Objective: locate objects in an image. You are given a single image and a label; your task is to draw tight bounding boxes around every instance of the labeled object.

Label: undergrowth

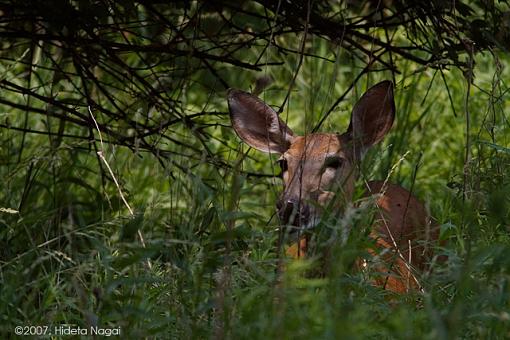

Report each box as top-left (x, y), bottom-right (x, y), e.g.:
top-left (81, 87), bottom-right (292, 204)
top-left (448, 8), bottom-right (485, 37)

top-left (1, 40), bottom-right (510, 339)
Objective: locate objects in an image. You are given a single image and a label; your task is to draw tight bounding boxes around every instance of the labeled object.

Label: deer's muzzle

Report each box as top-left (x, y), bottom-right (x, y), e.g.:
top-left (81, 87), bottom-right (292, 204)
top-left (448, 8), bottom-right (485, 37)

top-left (277, 198), bottom-right (312, 230)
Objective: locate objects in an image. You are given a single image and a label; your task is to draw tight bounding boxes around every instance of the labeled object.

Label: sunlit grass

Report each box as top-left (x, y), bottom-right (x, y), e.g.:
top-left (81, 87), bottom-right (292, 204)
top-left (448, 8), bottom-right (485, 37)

top-left (1, 31), bottom-right (510, 339)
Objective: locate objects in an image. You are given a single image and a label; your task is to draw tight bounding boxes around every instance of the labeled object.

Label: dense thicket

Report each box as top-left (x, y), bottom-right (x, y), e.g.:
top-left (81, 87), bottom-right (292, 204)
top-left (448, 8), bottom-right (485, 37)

top-left (1, 1), bottom-right (509, 338)
top-left (0, 0), bottom-right (507, 166)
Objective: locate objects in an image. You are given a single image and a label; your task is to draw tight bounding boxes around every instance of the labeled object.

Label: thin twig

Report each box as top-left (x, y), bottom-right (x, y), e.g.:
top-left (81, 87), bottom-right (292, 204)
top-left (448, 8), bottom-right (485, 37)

top-left (88, 106), bottom-right (151, 268)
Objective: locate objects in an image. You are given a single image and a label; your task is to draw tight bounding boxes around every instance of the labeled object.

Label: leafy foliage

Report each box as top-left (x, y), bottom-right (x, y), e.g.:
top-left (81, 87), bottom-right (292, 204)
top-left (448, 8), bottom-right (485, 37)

top-left (1, 0), bottom-right (510, 338)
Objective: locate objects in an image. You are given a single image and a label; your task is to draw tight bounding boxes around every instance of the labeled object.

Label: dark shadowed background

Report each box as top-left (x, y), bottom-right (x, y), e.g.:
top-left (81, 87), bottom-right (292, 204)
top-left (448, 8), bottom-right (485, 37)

top-left (1, 1), bottom-right (509, 338)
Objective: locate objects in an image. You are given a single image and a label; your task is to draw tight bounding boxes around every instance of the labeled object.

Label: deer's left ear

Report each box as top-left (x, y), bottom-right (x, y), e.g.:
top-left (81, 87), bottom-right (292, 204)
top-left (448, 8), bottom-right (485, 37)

top-left (346, 81), bottom-right (395, 150)
top-left (228, 89), bottom-right (295, 154)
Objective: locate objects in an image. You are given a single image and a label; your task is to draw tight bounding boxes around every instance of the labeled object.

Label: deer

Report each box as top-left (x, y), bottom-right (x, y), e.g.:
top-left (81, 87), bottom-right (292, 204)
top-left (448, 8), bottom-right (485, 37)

top-left (227, 81), bottom-right (440, 293)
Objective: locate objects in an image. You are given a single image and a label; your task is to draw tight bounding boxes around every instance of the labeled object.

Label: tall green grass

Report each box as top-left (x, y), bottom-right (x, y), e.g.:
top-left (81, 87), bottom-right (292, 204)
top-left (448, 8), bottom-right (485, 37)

top-left (1, 34), bottom-right (510, 339)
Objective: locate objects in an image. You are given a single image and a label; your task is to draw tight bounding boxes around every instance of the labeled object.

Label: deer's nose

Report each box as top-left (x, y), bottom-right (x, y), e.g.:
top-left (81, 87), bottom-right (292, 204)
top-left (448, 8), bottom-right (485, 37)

top-left (277, 198), bottom-right (310, 227)
top-left (277, 199), bottom-right (296, 225)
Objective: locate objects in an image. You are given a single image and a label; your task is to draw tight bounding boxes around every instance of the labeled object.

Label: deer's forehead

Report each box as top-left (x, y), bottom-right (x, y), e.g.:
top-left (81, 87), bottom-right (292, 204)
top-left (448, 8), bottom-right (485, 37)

top-left (286, 134), bottom-right (343, 159)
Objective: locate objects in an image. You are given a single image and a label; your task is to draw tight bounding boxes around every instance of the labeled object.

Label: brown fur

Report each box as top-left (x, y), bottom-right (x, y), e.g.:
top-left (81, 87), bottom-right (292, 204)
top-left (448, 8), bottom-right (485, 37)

top-left (285, 180), bottom-right (438, 293)
top-left (228, 81), bottom-right (441, 294)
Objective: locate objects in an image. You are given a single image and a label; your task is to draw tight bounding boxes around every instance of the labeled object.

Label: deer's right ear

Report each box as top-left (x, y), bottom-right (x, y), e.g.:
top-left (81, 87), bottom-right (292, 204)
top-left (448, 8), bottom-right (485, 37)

top-left (346, 81), bottom-right (395, 153)
top-left (227, 89), bottom-right (295, 154)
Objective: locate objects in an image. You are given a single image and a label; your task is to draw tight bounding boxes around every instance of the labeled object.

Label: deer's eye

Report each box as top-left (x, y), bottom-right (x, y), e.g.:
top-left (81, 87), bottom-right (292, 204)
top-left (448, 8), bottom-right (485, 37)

top-left (277, 158), bottom-right (288, 173)
top-left (324, 156), bottom-right (343, 169)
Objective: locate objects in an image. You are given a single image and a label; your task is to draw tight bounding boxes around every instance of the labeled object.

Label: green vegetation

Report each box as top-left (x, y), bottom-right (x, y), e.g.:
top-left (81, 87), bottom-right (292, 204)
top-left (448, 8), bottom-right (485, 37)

top-left (1, 1), bottom-right (510, 338)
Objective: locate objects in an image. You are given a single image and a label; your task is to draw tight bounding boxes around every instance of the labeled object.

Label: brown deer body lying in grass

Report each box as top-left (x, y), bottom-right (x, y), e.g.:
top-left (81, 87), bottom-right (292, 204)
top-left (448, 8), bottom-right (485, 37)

top-left (227, 81), bottom-right (440, 293)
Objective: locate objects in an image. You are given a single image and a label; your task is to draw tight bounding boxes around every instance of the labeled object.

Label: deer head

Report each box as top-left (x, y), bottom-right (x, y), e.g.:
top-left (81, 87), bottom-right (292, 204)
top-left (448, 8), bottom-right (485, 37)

top-left (227, 81), bottom-right (395, 231)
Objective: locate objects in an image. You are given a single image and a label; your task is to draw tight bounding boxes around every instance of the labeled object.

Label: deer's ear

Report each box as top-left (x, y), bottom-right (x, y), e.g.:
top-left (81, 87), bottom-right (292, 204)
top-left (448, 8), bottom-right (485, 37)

top-left (227, 89), bottom-right (295, 154)
top-left (346, 81), bottom-right (395, 151)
